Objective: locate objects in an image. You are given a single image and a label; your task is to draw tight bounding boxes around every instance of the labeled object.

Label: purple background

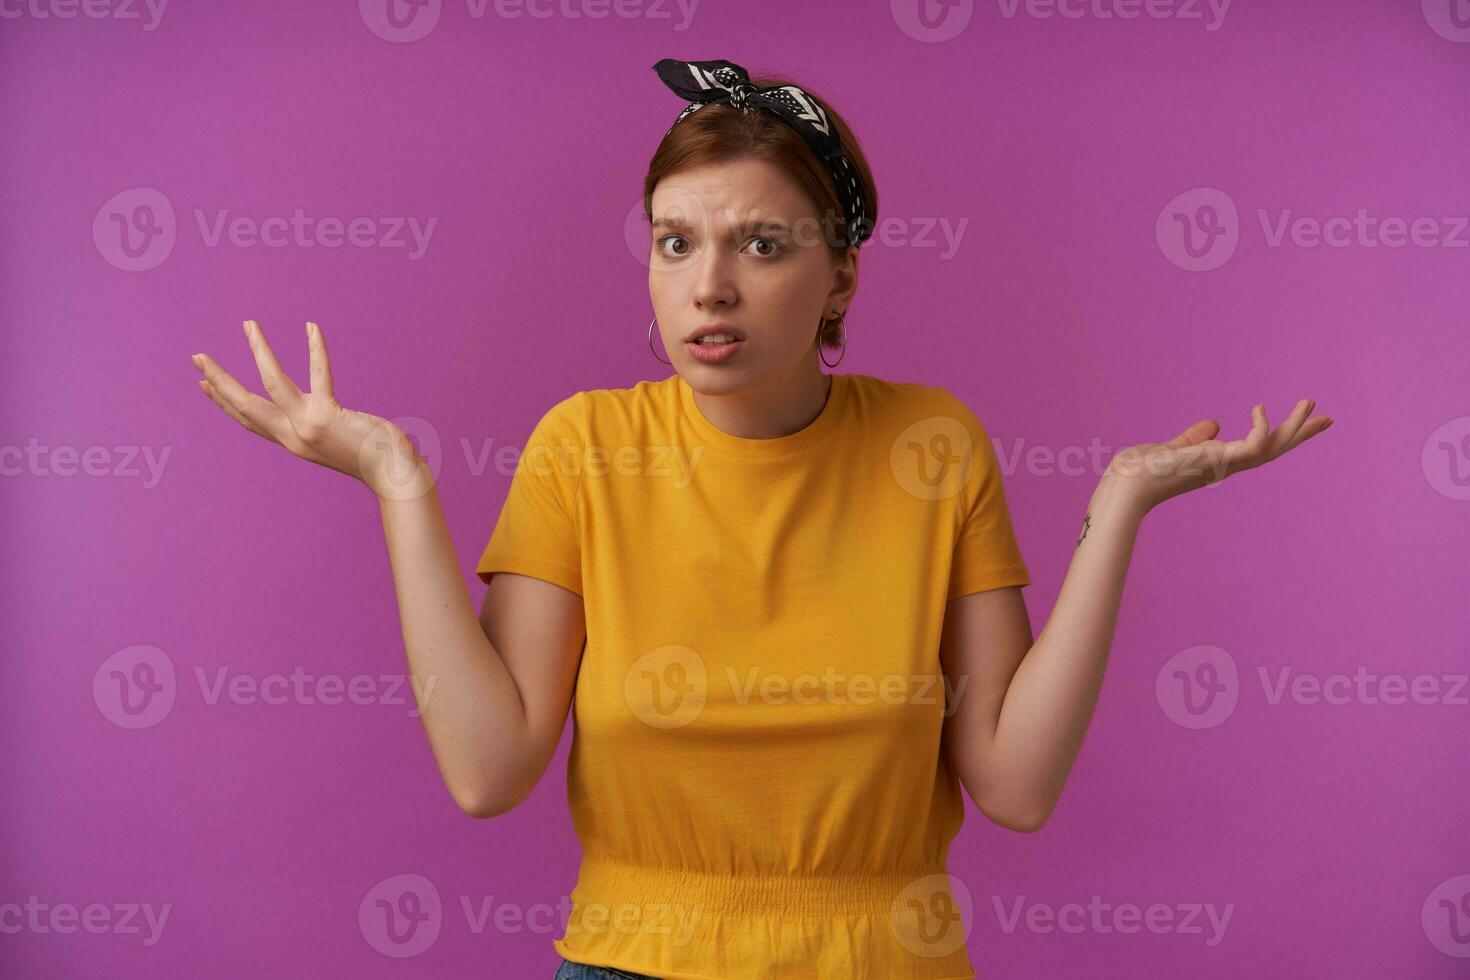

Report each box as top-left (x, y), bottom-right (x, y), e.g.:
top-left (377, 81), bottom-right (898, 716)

top-left (2, 0), bottom-right (1467, 976)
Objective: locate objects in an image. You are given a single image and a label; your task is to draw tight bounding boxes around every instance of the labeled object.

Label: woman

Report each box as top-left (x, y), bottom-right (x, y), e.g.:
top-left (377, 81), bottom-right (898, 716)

top-left (189, 58), bottom-right (1332, 980)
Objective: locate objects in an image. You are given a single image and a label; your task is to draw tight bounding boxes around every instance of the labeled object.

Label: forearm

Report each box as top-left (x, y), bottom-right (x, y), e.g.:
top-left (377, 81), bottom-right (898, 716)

top-left (376, 476), bottom-right (534, 815)
top-left (985, 475), bottom-right (1147, 826)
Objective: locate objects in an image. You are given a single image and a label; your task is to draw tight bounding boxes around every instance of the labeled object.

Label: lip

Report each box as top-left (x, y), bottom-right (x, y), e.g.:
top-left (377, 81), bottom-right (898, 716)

top-left (686, 338), bottom-right (742, 363)
top-left (684, 323), bottom-right (746, 344)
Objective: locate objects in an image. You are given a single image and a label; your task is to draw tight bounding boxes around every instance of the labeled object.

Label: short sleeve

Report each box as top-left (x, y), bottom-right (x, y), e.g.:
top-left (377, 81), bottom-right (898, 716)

top-left (942, 391), bottom-right (1030, 600)
top-left (475, 393), bottom-right (585, 596)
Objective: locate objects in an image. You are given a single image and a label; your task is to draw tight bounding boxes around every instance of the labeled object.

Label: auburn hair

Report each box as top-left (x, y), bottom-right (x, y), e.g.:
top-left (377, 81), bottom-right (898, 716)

top-left (642, 73), bottom-right (878, 353)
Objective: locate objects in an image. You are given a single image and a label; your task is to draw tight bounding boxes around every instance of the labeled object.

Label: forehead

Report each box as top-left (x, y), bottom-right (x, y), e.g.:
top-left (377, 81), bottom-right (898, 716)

top-left (650, 157), bottom-right (817, 229)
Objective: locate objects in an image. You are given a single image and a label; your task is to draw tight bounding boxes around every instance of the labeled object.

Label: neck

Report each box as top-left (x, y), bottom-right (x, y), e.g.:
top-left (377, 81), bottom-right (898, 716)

top-left (690, 362), bottom-right (833, 440)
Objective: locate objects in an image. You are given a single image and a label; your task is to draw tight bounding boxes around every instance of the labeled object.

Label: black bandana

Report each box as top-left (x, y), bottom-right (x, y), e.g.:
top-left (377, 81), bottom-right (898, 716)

top-left (652, 58), bottom-right (872, 250)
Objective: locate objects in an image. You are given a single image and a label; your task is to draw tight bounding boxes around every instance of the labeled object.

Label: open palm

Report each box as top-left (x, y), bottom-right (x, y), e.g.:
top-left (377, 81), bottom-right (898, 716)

top-left (191, 320), bottom-right (427, 498)
top-left (1108, 399), bottom-right (1334, 512)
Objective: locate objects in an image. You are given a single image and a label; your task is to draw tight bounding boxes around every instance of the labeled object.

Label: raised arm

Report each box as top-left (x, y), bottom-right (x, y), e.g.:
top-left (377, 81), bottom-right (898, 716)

top-left (942, 401), bottom-right (1333, 831)
top-left (379, 489), bottom-right (585, 817)
top-left (192, 320), bottom-right (585, 818)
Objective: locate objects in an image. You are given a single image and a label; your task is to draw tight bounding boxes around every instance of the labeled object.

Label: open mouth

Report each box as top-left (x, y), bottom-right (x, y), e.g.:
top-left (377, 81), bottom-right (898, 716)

top-left (685, 334), bottom-right (745, 362)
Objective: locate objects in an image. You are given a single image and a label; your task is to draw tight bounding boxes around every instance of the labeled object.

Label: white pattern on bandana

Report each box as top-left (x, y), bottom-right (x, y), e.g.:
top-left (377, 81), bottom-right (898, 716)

top-left (653, 58), bottom-right (872, 249)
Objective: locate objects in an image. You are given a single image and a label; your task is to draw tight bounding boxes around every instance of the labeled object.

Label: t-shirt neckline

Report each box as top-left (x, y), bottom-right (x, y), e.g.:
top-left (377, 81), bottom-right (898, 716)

top-left (676, 372), bottom-right (850, 458)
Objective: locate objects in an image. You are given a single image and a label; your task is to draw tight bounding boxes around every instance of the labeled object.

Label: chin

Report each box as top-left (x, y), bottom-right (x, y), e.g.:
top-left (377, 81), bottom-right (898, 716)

top-left (679, 362), bottom-right (750, 389)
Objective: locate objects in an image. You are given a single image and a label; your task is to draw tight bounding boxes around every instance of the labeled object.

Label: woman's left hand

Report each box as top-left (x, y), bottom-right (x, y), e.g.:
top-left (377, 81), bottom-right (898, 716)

top-left (1106, 398), bottom-right (1334, 515)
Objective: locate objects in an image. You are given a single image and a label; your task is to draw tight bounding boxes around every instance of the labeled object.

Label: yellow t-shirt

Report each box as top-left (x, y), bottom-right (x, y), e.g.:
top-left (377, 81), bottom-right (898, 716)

top-left (476, 371), bottom-right (1030, 980)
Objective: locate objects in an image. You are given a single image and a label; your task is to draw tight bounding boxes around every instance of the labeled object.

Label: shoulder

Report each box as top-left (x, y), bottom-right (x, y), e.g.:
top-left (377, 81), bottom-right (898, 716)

top-left (845, 373), bottom-right (989, 433)
top-left (575, 375), bottom-right (676, 418)
top-left (533, 375), bottom-right (679, 436)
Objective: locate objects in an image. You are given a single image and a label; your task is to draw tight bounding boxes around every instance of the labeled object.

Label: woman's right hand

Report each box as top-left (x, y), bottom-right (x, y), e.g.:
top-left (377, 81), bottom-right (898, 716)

top-left (191, 320), bottom-right (432, 500)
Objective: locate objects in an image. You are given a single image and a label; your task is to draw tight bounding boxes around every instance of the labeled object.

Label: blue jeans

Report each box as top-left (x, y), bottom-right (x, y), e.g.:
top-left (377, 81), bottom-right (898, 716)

top-left (553, 958), bottom-right (661, 980)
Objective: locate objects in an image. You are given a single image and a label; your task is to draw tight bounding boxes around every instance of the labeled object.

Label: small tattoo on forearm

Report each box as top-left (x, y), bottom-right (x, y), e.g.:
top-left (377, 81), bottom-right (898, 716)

top-left (1077, 512), bottom-right (1092, 548)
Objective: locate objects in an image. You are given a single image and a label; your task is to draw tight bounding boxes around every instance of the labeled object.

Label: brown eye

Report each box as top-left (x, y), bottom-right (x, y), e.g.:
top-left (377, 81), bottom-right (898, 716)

top-left (748, 237), bottom-right (784, 258)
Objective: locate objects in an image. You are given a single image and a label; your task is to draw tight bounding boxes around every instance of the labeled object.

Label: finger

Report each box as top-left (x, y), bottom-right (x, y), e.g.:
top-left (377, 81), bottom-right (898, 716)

top-left (192, 351), bottom-right (296, 442)
top-left (306, 321), bottom-right (334, 401)
top-left (1243, 402), bottom-right (1271, 461)
top-left (1163, 418), bottom-right (1220, 450)
top-left (199, 378), bottom-right (276, 442)
top-left (242, 320), bottom-right (305, 409)
top-left (1212, 404), bottom-right (1271, 476)
top-left (1284, 410), bottom-right (1333, 451)
top-left (1270, 398), bottom-right (1314, 453)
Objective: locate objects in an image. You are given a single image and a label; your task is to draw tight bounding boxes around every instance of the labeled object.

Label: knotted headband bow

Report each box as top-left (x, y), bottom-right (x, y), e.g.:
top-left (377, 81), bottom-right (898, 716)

top-left (651, 58), bottom-right (873, 250)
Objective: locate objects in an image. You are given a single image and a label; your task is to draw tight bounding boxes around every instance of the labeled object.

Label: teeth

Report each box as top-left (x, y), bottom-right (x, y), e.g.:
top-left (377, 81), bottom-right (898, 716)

top-left (696, 333), bottom-right (738, 345)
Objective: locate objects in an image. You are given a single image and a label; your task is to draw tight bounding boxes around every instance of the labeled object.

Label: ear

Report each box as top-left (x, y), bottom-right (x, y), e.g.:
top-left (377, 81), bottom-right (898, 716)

top-left (828, 245), bottom-right (859, 309)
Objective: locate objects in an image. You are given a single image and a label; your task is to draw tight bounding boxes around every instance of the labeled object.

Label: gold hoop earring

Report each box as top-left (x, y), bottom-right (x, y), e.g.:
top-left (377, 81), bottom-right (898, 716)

top-left (819, 311), bottom-right (847, 369)
top-left (648, 316), bottom-right (672, 366)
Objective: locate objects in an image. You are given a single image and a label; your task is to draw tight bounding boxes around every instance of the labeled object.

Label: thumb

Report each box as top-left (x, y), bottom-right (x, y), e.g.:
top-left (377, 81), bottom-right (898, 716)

top-left (1164, 418), bottom-right (1220, 449)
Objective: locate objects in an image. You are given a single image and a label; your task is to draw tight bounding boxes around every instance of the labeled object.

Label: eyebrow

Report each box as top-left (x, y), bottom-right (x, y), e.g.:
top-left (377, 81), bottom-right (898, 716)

top-left (650, 215), bottom-right (795, 235)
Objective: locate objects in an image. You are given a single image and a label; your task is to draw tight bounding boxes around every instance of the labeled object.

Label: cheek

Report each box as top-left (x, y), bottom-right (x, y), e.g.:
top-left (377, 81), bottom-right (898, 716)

top-left (758, 269), bottom-right (826, 323)
top-left (749, 258), bottom-right (816, 299)
top-left (647, 271), bottom-right (678, 311)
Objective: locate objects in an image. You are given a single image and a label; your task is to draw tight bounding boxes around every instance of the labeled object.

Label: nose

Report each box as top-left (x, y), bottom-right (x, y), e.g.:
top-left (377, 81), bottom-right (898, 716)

top-left (691, 240), bottom-right (737, 311)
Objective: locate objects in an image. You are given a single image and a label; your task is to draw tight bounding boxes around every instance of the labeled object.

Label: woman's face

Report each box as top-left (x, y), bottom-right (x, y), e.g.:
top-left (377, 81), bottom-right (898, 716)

top-left (648, 157), bottom-right (856, 391)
